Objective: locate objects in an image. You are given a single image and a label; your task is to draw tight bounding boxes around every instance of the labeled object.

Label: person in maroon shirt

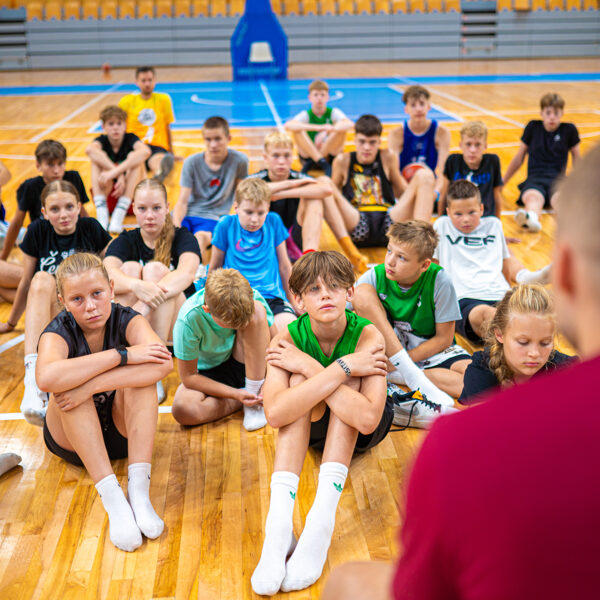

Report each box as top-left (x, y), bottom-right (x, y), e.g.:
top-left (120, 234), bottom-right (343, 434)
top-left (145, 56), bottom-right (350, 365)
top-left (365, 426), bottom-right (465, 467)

top-left (321, 142), bottom-right (600, 599)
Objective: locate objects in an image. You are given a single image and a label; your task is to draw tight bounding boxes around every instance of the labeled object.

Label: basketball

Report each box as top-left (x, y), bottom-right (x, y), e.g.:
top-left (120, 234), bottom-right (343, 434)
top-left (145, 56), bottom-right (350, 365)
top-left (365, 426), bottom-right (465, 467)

top-left (401, 162), bottom-right (426, 181)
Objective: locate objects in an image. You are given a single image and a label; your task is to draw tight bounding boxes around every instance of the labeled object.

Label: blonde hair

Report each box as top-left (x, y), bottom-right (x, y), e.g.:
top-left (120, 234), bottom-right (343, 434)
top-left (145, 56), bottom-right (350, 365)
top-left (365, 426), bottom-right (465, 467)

top-left (540, 92), bottom-right (564, 111)
top-left (204, 269), bottom-right (255, 329)
top-left (133, 179), bottom-right (174, 267)
top-left (41, 180), bottom-right (80, 207)
top-left (386, 220), bottom-right (439, 261)
top-left (264, 131), bottom-right (293, 152)
top-left (309, 80), bottom-right (329, 93)
top-left (485, 284), bottom-right (556, 386)
top-left (460, 120), bottom-right (487, 141)
top-left (288, 251), bottom-right (355, 296)
top-left (55, 252), bottom-right (109, 299)
top-left (236, 178), bottom-right (271, 207)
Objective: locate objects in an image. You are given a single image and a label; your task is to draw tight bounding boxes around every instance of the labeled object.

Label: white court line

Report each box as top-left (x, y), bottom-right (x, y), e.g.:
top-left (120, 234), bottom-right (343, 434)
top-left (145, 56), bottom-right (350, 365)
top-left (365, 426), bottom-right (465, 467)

top-left (30, 82), bottom-right (124, 143)
top-left (259, 81), bottom-right (285, 133)
top-left (0, 334), bottom-right (24, 355)
top-left (0, 406), bottom-right (173, 421)
top-left (394, 76), bottom-right (524, 128)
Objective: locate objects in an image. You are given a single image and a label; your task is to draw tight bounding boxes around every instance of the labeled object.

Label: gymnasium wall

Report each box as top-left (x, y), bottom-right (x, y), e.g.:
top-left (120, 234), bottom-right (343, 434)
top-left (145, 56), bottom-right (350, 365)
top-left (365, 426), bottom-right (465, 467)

top-left (0, 7), bottom-right (598, 70)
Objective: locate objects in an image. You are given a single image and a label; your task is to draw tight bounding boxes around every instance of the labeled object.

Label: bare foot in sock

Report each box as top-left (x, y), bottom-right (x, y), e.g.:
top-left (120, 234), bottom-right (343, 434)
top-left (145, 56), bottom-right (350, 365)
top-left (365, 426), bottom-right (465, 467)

top-left (0, 453), bottom-right (21, 476)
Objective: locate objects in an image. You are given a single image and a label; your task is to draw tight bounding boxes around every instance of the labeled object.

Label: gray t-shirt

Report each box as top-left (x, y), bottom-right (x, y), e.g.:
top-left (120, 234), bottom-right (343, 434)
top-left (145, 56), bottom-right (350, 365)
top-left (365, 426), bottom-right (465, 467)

top-left (180, 149), bottom-right (248, 220)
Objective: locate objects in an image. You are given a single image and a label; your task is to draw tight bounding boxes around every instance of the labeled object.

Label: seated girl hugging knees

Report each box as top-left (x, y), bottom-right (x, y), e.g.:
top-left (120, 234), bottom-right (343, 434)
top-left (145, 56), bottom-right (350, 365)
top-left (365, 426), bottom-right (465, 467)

top-left (459, 284), bottom-right (575, 405)
top-left (171, 268), bottom-right (273, 432)
top-left (36, 253), bottom-right (172, 552)
top-left (252, 251), bottom-right (392, 595)
top-left (0, 181), bottom-right (111, 426)
top-left (103, 179), bottom-right (201, 401)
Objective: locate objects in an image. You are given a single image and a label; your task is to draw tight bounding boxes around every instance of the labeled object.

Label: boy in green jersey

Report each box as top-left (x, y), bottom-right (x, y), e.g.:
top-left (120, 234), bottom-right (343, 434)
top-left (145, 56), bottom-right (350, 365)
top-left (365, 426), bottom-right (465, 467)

top-left (251, 251), bottom-right (392, 595)
top-left (284, 80), bottom-right (353, 176)
top-left (352, 221), bottom-right (471, 410)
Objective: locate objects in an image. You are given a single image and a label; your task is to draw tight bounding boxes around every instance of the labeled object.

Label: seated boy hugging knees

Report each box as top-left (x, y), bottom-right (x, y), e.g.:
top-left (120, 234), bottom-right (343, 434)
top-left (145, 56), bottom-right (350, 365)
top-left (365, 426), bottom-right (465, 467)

top-left (171, 268), bottom-right (273, 432)
top-left (252, 251), bottom-right (392, 595)
top-left (209, 178), bottom-right (298, 332)
top-left (434, 180), bottom-right (551, 344)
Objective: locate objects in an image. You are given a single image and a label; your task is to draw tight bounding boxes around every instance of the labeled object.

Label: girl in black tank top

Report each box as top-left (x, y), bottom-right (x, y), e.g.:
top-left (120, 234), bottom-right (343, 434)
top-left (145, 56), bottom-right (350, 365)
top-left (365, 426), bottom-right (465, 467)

top-left (37, 252), bottom-right (173, 553)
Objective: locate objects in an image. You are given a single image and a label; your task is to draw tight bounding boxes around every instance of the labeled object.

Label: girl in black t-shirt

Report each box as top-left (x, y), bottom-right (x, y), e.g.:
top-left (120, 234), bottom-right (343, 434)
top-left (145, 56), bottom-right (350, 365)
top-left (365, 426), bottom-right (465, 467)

top-left (104, 180), bottom-right (200, 376)
top-left (37, 252), bottom-right (172, 552)
top-left (0, 180), bottom-right (111, 426)
top-left (459, 284), bottom-right (574, 404)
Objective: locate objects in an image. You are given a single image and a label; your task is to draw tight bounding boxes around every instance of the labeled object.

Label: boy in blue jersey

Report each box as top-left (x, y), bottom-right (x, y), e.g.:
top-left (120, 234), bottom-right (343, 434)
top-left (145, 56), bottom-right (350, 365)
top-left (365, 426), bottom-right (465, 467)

top-left (388, 85), bottom-right (450, 213)
top-left (209, 178), bottom-right (298, 332)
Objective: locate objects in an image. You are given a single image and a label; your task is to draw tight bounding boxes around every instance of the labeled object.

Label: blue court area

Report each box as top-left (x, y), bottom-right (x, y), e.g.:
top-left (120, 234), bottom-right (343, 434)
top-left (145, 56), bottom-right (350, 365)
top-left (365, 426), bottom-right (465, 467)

top-left (2, 72), bottom-right (599, 132)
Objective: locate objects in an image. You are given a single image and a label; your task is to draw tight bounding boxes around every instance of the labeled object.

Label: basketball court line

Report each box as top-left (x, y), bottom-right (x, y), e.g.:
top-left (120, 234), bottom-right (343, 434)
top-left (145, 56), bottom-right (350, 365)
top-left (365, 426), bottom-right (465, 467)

top-left (259, 81), bottom-right (285, 132)
top-left (0, 334), bottom-right (24, 355)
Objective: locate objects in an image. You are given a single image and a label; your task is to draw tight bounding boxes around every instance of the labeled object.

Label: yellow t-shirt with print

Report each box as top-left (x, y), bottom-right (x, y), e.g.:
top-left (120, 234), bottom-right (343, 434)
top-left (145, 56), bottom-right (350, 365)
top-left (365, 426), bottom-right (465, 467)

top-left (118, 92), bottom-right (174, 150)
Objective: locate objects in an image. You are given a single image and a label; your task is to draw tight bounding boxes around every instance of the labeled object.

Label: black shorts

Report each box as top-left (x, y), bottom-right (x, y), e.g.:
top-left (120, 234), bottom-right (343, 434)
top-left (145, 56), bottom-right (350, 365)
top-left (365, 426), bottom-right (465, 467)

top-left (457, 297), bottom-right (498, 343)
top-left (350, 210), bottom-right (393, 247)
top-left (309, 397), bottom-right (394, 454)
top-left (43, 391), bottom-right (128, 467)
top-left (517, 174), bottom-right (556, 208)
top-left (198, 354), bottom-right (245, 388)
top-left (266, 297), bottom-right (296, 316)
top-left (286, 221), bottom-right (304, 261)
top-left (145, 144), bottom-right (168, 171)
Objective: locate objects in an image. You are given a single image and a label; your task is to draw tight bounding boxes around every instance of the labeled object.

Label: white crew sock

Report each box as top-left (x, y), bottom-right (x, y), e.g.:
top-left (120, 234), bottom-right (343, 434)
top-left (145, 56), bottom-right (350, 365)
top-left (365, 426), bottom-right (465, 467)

top-left (93, 194), bottom-right (109, 230)
top-left (127, 463), bottom-right (164, 539)
top-left (156, 380), bottom-right (166, 404)
top-left (516, 264), bottom-right (552, 285)
top-left (95, 473), bottom-right (142, 552)
top-left (243, 377), bottom-right (267, 431)
top-left (21, 353), bottom-right (46, 427)
top-left (251, 471), bottom-right (299, 596)
top-left (389, 349), bottom-right (454, 407)
top-left (281, 462), bottom-right (348, 592)
top-left (0, 452), bottom-right (21, 476)
top-left (108, 196), bottom-right (131, 234)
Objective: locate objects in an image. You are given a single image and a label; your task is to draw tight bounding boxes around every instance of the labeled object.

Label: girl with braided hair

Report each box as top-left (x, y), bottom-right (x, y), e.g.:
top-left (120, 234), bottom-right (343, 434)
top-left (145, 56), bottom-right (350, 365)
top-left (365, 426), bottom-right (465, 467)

top-left (459, 284), bottom-right (574, 404)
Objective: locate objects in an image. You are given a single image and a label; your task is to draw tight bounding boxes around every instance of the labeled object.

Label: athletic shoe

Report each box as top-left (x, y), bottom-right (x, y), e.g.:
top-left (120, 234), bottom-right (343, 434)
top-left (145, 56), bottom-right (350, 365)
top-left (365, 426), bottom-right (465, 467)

top-left (390, 388), bottom-right (458, 429)
top-left (316, 157), bottom-right (332, 177)
top-left (515, 209), bottom-right (541, 232)
top-left (153, 153), bottom-right (174, 183)
top-left (300, 158), bottom-right (318, 174)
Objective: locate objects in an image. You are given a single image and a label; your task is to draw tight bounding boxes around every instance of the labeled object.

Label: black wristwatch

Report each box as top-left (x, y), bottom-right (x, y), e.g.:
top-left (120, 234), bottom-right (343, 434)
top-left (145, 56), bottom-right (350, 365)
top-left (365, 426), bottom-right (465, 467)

top-left (116, 345), bottom-right (128, 366)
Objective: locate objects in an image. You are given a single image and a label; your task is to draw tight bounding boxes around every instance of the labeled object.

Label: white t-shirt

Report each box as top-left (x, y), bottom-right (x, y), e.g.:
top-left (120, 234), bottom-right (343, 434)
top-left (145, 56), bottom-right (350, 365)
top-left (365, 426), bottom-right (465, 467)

top-left (292, 107), bottom-right (347, 123)
top-left (433, 216), bottom-right (510, 302)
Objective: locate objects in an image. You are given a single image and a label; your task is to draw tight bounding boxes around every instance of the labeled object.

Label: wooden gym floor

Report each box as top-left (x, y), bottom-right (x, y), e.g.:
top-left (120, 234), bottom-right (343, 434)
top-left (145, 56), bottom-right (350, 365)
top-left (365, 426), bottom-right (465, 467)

top-left (0, 58), bottom-right (598, 599)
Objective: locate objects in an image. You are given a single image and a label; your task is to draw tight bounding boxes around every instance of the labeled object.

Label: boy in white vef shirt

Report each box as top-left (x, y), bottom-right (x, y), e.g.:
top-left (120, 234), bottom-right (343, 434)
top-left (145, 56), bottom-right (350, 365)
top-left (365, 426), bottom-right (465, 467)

top-left (433, 180), bottom-right (550, 343)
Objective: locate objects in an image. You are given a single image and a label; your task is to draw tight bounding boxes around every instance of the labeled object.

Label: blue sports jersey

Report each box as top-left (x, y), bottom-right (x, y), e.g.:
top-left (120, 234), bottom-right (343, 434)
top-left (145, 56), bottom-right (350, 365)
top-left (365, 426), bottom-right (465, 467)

top-left (399, 120), bottom-right (438, 172)
top-left (211, 212), bottom-right (289, 300)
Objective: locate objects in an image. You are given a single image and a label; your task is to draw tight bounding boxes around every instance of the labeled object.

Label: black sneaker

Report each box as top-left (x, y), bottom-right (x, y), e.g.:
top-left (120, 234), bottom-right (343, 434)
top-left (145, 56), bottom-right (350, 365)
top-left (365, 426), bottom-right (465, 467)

top-left (300, 158), bottom-right (318, 174)
top-left (317, 157), bottom-right (332, 177)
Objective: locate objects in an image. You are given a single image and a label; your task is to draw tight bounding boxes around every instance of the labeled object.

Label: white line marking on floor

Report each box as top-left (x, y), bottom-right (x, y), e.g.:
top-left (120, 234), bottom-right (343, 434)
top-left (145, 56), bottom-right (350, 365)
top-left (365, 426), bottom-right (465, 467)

top-left (0, 334), bottom-right (24, 355)
top-left (259, 81), bottom-right (285, 133)
top-left (30, 82), bottom-right (124, 143)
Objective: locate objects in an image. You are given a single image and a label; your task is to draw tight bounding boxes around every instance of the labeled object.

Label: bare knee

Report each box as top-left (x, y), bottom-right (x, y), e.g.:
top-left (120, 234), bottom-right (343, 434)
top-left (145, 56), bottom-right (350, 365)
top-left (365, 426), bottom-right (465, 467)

top-left (172, 385), bottom-right (204, 426)
top-left (142, 261), bottom-right (169, 282)
top-left (121, 261), bottom-right (143, 278)
top-left (413, 167), bottom-right (435, 187)
top-left (30, 270), bottom-right (55, 295)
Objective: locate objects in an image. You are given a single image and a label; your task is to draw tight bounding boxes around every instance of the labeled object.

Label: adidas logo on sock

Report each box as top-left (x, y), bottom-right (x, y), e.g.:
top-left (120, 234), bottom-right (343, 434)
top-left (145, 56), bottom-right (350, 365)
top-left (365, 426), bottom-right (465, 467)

top-left (289, 491), bottom-right (296, 500)
top-left (333, 483), bottom-right (342, 493)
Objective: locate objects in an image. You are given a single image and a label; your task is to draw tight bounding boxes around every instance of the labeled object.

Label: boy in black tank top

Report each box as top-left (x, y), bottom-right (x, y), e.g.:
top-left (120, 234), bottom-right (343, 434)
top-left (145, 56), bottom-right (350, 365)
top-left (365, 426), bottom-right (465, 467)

top-left (251, 251), bottom-right (392, 595)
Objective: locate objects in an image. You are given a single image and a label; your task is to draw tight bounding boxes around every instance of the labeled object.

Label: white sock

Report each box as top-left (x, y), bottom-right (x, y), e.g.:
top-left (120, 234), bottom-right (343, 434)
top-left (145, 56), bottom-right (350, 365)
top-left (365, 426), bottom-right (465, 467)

top-left (127, 463), bottom-right (164, 539)
top-left (93, 194), bottom-right (109, 230)
top-left (281, 462), bottom-right (348, 592)
top-left (95, 473), bottom-right (142, 552)
top-left (21, 353), bottom-right (46, 426)
top-left (251, 471), bottom-right (299, 596)
top-left (389, 349), bottom-right (454, 407)
top-left (0, 452), bottom-right (21, 476)
top-left (516, 264), bottom-right (552, 285)
top-left (243, 377), bottom-right (267, 431)
top-left (108, 196), bottom-right (131, 234)
top-left (156, 380), bottom-right (165, 404)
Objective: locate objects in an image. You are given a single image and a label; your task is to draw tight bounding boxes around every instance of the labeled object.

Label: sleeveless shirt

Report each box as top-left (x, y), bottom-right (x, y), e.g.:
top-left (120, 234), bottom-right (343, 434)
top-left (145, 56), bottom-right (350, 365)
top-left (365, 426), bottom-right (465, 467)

top-left (306, 107), bottom-right (333, 143)
top-left (341, 151), bottom-right (395, 211)
top-left (399, 120), bottom-right (438, 172)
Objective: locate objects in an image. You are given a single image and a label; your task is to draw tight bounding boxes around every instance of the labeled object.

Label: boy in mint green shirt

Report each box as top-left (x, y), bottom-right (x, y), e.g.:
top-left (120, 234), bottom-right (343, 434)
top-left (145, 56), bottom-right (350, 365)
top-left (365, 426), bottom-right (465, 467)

top-left (252, 251), bottom-right (391, 595)
top-left (171, 268), bottom-right (273, 432)
top-left (352, 220), bottom-right (470, 419)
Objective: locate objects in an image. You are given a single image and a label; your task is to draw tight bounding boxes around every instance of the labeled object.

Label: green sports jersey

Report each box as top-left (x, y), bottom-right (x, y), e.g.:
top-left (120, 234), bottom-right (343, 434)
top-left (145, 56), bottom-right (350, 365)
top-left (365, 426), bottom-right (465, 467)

top-left (288, 310), bottom-right (371, 367)
top-left (374, 262), bottom-right (442, 340)
top-left (307, 107), bottom-right (333, 143)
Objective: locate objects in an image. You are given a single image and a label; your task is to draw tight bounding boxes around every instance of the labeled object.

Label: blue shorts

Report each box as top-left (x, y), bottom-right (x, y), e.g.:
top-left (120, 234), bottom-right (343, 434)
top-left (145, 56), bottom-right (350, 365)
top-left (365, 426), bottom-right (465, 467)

top-left (181, 216), bottom-right (219, 235)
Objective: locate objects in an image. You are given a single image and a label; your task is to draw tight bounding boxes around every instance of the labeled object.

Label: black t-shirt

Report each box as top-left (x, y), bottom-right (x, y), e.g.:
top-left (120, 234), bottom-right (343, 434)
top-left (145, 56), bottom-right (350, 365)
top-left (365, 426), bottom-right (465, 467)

top-left (522, 120), bottom-right (580, 178)
top-left (16, 171), bottom-right (90, 222)
top-left (94, 132), bottom-right (140, 164)
top-left (459, 349), bottom-right (575, 405)
top-left (250, 169), bottom-right (310, 230)
top-left (19, 217), bottom-right (111, 274)
top-left (443, 153), bottom-right (502, 217)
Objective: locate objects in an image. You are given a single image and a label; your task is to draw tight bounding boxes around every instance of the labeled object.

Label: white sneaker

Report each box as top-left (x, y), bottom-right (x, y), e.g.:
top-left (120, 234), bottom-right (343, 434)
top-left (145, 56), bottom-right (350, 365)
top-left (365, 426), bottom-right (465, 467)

top-left (515, 209), bottom-right (541, 232)
top-left (20, 383), bottom-right (48, 427)
top-left (391, 389), bottom-right (458, 429)
top-left (243, 404), bottom-right (267, 431)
